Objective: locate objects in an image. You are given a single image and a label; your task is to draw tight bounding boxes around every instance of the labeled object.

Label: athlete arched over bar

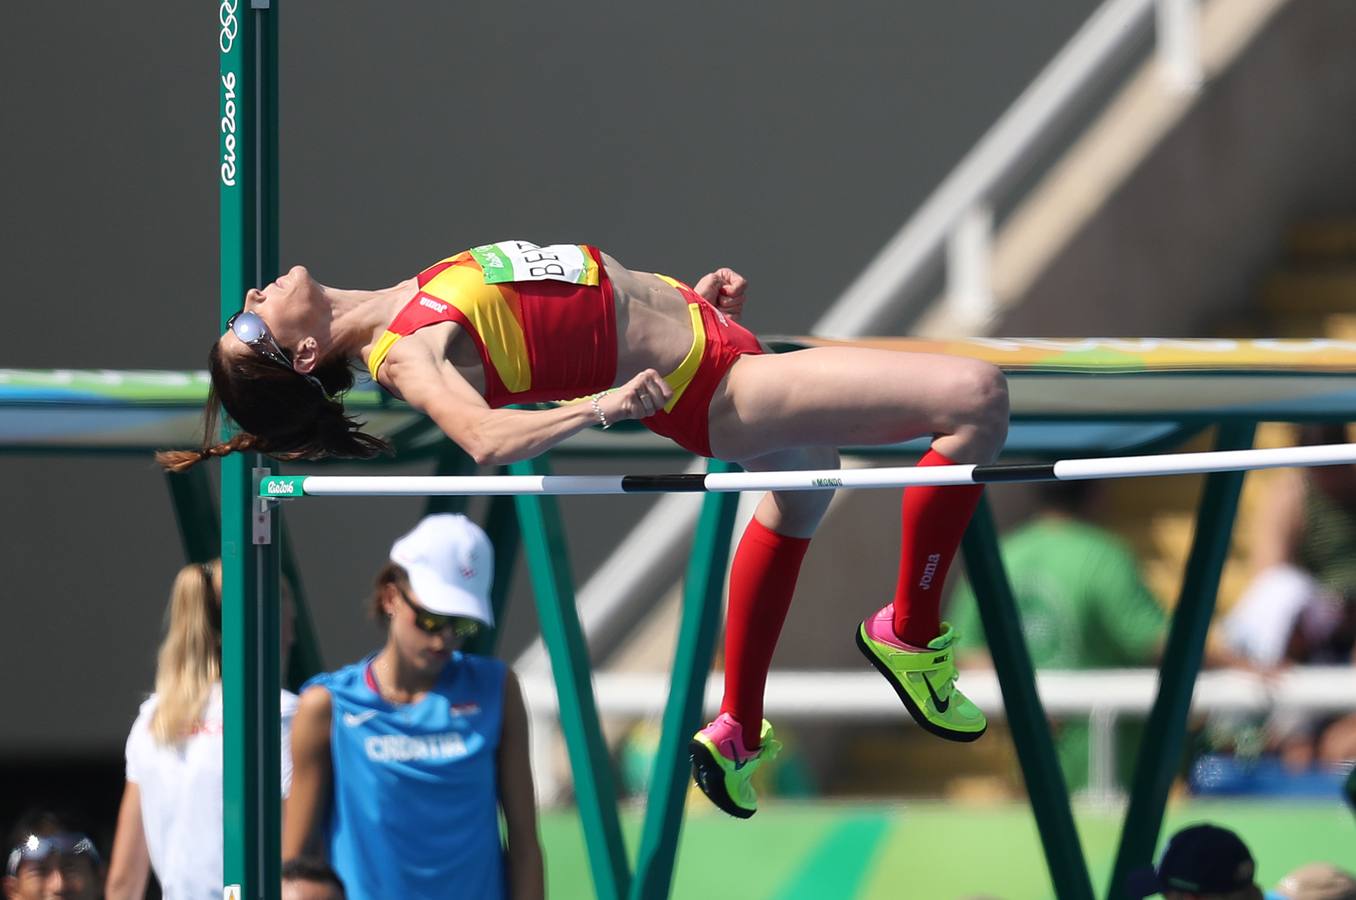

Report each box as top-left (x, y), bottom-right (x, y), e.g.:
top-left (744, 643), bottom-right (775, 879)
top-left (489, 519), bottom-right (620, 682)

top-left (159, 240), bottom-right (1009, 818)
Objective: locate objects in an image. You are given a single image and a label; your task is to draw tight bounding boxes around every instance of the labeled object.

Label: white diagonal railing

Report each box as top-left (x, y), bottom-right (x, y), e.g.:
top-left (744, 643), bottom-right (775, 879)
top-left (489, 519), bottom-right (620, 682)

top-left (815, 0), bottom-right (1205, 337)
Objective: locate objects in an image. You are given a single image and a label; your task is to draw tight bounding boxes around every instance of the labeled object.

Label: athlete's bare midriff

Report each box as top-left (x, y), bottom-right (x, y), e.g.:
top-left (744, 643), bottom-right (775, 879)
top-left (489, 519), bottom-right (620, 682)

top-left (600, 252), bottom-right (696, 384)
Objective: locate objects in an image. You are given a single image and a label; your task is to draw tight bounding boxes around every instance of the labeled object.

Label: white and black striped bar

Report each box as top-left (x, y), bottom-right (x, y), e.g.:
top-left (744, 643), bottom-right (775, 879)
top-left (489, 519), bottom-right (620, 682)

top-left (258, 442), bottom-right (1356, 498)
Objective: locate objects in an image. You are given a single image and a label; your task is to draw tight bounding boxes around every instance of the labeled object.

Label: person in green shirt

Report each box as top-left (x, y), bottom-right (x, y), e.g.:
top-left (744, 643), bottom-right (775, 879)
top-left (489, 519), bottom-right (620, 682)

top-left (948, 480), bottom-right (1166, 793)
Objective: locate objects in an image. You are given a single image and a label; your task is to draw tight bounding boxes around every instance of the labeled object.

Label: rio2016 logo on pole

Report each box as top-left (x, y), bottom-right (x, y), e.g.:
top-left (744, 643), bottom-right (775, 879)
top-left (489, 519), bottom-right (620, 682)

top-left (218, 0), bottom-right (239, 187)
top-left (219, 71), bottom-right (237, 187)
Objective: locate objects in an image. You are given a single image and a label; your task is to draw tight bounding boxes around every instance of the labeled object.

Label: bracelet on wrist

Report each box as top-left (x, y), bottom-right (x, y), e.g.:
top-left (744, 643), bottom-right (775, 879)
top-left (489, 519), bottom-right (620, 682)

top-left (590, 393), bottom-right (611, 429)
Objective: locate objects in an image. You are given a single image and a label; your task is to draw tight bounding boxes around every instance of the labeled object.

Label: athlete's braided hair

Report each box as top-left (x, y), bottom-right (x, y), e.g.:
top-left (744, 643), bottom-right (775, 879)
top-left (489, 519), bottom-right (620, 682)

top-left (156, 342), bottom-right (391, 472)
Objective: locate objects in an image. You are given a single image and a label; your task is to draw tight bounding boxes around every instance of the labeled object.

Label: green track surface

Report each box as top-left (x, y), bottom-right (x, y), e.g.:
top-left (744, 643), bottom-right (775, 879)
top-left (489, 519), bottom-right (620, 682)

top-left (539, 799), bottom-right (1356, 899)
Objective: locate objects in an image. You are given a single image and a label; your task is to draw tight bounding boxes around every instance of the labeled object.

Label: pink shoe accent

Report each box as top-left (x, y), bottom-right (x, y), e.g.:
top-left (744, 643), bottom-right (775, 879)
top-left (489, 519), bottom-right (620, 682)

top-left (699, 713), bottom-right (759, 760)
top-left (864, 605), bottom-right (930, 652)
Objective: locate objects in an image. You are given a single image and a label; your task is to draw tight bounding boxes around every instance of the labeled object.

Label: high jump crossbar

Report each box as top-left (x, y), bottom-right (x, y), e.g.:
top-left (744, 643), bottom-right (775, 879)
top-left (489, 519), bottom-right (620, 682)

top-left (259, 441), bottom-right (1356, 498)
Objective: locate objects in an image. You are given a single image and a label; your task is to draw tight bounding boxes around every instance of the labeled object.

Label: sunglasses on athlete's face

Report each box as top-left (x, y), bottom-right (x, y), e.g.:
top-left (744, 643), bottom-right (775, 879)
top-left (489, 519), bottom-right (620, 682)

top-left (396, 585), bottom-right (482, 638)
top-left (225, 310), bottom-right (327, 394)
top-left (6, 832), bottom-right (101, 877)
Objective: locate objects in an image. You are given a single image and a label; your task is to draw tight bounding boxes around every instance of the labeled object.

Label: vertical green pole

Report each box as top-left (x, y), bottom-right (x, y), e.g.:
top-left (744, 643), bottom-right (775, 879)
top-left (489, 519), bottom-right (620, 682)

top-left (631, 460), bottom-right (740, 900)
top-left (962, 497), bottom-right (1095, 900)
top-left (165, 467), bottom-right (220, 562)
top-left (220, 1), bottom-right (281, 897)
top-left (510, 456), bottom-right (630, 900)
top-left (1108, 422), bottom-right (1255, 899)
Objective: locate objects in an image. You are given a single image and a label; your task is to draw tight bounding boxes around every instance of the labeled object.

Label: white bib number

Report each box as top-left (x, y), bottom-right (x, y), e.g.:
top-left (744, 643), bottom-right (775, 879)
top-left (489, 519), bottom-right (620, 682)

top-left (471, 240), bottom-right (598, 286)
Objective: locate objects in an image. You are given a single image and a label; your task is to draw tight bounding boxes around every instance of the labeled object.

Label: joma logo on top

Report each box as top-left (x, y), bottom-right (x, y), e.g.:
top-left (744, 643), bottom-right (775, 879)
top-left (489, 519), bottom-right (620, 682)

top-left (219, 0), bottom-right (238, 53)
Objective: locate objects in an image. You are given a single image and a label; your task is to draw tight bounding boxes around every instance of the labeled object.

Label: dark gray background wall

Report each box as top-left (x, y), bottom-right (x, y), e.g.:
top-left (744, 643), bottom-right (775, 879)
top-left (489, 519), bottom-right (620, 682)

top-left (1, 0), bottom-right (1098, 759)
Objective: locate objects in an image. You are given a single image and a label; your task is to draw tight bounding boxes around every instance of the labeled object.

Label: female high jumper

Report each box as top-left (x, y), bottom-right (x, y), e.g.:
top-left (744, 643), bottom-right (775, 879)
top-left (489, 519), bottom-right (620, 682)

top-left (160, 240), bottom-right (1009, 818)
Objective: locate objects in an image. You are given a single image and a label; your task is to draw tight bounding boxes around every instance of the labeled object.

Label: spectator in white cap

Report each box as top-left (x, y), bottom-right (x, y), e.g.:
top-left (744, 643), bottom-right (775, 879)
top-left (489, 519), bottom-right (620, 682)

top-left (284, 514), bottom-right (543, 900)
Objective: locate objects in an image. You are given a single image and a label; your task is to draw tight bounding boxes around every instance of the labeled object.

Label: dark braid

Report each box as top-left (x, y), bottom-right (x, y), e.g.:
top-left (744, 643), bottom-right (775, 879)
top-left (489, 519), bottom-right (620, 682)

top-left (156, 342), bottom-right (391, 472)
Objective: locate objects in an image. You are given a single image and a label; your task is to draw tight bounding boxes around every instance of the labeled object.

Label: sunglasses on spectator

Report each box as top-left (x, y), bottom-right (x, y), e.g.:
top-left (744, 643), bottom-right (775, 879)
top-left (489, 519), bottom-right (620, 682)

top-left (396, 584), bottom-right (482, 638)
top-left (6, 833), bottom-right (101, 877)
top-left (226, 310), bottom-right (326, 394)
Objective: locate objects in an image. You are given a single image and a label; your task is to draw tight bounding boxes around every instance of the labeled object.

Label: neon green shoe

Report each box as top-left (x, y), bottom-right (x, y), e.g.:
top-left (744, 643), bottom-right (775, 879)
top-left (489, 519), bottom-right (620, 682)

top-left (855, 606), bottom-right (986, 742)
top-left (689, 714), bottom-right (782, 819)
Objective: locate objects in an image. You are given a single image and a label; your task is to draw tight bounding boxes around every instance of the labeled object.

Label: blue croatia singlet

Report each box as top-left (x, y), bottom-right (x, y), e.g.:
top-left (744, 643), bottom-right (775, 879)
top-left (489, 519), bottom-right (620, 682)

top-left (304, 652), bottom-right (508, 900)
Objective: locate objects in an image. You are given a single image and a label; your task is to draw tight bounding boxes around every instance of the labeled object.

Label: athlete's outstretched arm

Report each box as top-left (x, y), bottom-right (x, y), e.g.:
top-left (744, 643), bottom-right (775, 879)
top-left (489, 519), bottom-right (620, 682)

top-left (498, 671), bottom-right (545, 900)
top-left (392, 345), bottom-right (671, 465)
top-left (283, 686), bottom-right (334, 861)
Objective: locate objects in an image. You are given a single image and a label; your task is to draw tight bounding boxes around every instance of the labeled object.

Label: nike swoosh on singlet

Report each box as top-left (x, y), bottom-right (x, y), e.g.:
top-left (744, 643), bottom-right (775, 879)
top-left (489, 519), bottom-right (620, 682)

top-left (342, 710), bottom-right (379, 727)
top-left (921, 674), bottom-right (950, 714)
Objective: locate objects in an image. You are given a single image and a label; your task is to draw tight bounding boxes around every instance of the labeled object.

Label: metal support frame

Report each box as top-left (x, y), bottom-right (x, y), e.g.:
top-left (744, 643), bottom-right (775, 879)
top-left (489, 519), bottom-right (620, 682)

top-left (963, 498), bottom-right (1096, 900)
top-left (280, 518), bottom-right (325, 689)
top-left (422, 444), bottom-right (477, 516)
top-left (492, 458), bottom-right (740, 899)
top-left (631, 461), bottom-right (741, 900)
top-left (166, 466), bottom-right (220, 562)
top-left (962, 423), bottom-right (1257, 900)
top-left (510, 456), bottom-right (631, 899)
top-left (1109, 422), bottom-right (1255, 897)
top-left (477, 457), bottom-right (741, 899)
top-left (168, 463), bottom-right (322, 691)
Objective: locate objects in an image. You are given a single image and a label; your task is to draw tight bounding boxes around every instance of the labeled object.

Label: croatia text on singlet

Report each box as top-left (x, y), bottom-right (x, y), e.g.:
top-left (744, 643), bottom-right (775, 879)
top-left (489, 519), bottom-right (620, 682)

top-left (305, 652), bottom-right (508, 900)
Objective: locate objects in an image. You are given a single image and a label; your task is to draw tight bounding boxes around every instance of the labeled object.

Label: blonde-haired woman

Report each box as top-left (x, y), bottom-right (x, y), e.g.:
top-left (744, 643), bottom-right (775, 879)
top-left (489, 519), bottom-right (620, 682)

top-left (105, 560), bottom-right (298, 899)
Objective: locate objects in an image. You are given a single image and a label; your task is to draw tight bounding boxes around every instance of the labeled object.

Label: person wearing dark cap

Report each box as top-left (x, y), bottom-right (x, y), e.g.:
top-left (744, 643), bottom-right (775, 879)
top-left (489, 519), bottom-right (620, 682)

top-left (4, 810), bottom-right (103, 900)
top-left (1125, 823), bottom-right (1267, 899)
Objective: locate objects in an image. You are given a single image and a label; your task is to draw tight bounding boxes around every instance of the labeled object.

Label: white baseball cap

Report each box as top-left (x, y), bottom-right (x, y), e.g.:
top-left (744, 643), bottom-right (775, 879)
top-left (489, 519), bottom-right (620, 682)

top-left (388, 514), bottom-right (495, 626)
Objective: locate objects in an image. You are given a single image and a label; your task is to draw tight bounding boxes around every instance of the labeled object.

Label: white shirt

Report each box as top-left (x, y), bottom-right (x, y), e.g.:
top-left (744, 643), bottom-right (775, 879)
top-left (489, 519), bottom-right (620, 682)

top-left (124, 684), bottom-right (297, 900)
top-left (1223, 564), bottom-right (1320, 666)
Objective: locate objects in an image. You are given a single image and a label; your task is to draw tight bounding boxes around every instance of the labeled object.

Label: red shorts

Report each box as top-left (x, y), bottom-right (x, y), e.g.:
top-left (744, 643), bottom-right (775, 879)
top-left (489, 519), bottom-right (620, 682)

top-left (641, 283), bottom-right (763, 457)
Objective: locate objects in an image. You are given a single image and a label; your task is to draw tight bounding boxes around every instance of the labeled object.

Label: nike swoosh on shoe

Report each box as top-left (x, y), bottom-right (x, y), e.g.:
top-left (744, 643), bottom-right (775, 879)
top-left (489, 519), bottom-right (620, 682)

top-left (921, 673), bottom-right (950, 714)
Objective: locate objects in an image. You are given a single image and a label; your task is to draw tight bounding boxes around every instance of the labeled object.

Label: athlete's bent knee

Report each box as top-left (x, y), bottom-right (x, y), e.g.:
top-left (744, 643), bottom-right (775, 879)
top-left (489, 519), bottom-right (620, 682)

top-left (952, 361), bottom-right (1008, 423)
top-left (759, 447), bottom-right (838, 536)
top-left (948, 362), bottom-right (1009, 461)
top-left (765, 489), bottom-right (832, 537)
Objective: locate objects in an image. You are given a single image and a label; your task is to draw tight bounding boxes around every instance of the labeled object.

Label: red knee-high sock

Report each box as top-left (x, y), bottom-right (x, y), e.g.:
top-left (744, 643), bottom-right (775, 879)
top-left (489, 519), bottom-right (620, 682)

top-left (720, 518), bottom-right (811, 748)
top-left (893, 449), bottom-right (984, 646)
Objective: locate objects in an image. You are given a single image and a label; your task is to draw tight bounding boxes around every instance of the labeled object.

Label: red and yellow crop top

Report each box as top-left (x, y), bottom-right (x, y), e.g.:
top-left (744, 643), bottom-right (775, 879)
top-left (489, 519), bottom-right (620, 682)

top-left (366, 241), bottom-right (617, 406)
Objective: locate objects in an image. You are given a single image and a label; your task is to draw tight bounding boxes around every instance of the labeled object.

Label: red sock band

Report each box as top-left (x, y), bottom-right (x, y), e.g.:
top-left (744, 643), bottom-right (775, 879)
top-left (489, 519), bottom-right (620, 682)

top-left (893, 449), bottom-right (984, 646)
top-left (720, 518), bottom-right (811, 748)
